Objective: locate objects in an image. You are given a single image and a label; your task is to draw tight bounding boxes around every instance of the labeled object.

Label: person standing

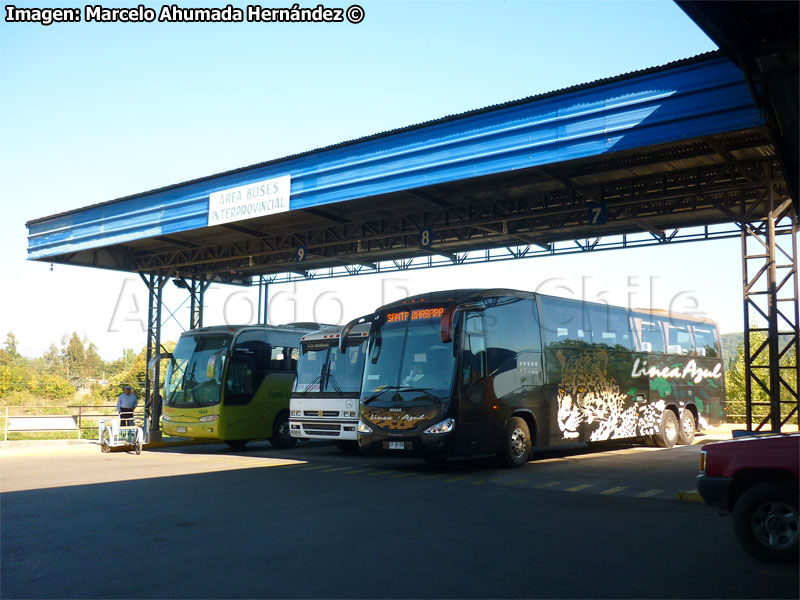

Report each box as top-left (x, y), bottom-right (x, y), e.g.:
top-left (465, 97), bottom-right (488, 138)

top-left (117, 385), bottom-right (138, 426)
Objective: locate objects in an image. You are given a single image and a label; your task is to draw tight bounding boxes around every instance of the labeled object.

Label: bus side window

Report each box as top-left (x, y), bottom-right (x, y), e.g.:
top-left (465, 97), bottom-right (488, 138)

top-left (268, 346), bottom-right (293, 371)
top-left (691, 325), bottom-right (719, 358)
top-left (634, 317), bottom-right (666, 353)
top-left (587, 305), bottom-right (633, 351)
top-left (666, 321), bottom-right (695, 356)
top-left (225, 330), bottom-right (268, 405)
top-left (538, 296), bottom-right (590, 348)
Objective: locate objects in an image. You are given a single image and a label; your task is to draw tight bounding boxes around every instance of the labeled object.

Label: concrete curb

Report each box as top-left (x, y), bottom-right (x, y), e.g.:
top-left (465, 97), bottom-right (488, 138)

top-left (674, 490), bottom-right (704, 503)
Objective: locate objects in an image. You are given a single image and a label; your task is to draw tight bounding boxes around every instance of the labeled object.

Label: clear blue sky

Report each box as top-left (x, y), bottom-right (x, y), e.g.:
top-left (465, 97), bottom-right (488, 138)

top-left (2, 0), bottom-right (735, 360)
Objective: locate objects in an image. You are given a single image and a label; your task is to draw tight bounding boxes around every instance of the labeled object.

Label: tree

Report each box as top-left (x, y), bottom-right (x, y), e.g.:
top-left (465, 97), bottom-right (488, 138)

top-left (84, 343), bottom-right (104, 379)
top-left (0, 332), bottom-right (21, 365)
top-left (64, 332), bottom-right (86, 386)
top-left (726, 329), bottom-right (797, 424)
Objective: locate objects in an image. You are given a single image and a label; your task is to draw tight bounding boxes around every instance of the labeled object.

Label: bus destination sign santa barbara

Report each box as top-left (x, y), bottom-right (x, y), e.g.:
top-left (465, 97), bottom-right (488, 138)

top-left (208, 175), bottom-right (291, 227)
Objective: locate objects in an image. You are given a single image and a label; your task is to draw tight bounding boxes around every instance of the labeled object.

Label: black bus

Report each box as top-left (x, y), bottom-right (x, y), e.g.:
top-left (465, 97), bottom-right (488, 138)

top-left (340, 289), bottom-right (725, 467)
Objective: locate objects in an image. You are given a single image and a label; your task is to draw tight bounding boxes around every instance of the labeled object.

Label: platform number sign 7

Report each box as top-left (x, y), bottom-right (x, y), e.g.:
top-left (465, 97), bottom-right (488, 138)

top-left (420, 228), bottom-right (433, 248)
top-left (588, 202), bottom-right (607, 225)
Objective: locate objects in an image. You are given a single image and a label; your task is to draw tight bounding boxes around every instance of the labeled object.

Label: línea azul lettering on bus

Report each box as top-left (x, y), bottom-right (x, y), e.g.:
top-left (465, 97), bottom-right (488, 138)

top-left (631, 358), bottom-right (722, 384)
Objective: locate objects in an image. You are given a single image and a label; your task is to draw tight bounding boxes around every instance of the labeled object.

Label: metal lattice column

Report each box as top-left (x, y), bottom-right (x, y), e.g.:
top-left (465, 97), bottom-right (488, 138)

top-left (189, 277), bottom-right (210, 330)
top-left (740, 187), bottom-right (799, 432)
top-left (142, 271), bottom-right (168, 439)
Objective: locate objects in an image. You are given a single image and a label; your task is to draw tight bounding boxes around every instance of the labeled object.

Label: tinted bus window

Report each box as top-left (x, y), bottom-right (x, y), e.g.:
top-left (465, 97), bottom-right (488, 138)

top-left (485, 297), bottom-right (540, 374)
top-left (636, 318), bottom-right (666, 353)
top-left (586, 305), bottom-right (633, 351)
top-left (666, 320), bottom-right (695, 356)
top-left (226, 330), bottom-right (269, 405)
top-left (539, 296), bottom-right (590, 348)
top-left (692, 325), bottom-right (719, 357)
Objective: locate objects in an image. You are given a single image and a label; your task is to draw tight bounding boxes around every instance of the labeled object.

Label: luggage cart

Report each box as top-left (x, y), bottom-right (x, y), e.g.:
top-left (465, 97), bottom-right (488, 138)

top-left (99, 416), bottom-right (145, 454)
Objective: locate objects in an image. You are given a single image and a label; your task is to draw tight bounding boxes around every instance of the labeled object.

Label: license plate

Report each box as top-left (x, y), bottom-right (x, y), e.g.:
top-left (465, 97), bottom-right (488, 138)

top-left (388, 441), bottom-right (405, 450)
top-left (177, 426), bottom-right (187, 433)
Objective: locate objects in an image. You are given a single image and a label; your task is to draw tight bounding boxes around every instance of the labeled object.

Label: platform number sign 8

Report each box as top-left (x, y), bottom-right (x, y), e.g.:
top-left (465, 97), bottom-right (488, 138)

top-left (588, 202), bottom-right (607, 225)
top-left (296, 245), bottom-right (306, 263)
top-left (420, 228), bottom-right (433, 248)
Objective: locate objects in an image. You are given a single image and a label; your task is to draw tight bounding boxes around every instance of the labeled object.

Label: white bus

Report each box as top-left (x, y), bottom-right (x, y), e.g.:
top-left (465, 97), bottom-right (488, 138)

top-left (289, 323), bottom-right (369, 451)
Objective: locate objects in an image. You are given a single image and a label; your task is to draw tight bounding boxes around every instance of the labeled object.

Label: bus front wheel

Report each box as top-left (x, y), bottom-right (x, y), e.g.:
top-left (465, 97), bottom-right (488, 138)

top-left (502, 417), bottom-right (531, 468)
top-left (271, 411), bottom-right (297, 450)
top-left (225, 439), bottom-right (249, 450)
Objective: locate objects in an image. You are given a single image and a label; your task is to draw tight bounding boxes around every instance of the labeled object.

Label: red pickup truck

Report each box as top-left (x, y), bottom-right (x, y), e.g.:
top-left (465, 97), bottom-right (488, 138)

top-left (696, 432), bottom-right (799, 563)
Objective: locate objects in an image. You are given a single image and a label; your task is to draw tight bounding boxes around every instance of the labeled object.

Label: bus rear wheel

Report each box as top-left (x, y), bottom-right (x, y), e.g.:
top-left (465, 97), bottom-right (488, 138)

top-left (271, 411), bottom-right (297, 450)
top-left (502, 417), bottom-right (531, 468)
top-left (678, 409), bottom-right (696, 445)
top-left (225, 439), bottom-right (249, 450)
top-left (654, 410), bottom-right (678, 448)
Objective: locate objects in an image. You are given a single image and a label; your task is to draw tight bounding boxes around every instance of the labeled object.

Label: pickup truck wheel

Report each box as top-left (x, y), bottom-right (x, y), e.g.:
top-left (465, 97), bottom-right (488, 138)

top-left (733, 482), bottom-right (799, 563)
top-left (678, 410), bottom-right (695, 445)
top-left (655, 410), bottom-right (678, 448)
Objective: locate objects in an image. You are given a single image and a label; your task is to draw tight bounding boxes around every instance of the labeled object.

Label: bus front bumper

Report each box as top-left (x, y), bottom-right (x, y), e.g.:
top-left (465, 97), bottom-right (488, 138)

top-left (358, 429), bottom-right (455, 458)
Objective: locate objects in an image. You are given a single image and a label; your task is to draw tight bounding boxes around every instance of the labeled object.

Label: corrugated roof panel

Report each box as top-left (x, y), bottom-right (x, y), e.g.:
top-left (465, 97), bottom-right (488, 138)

top-left (27, 54), bottom-right (763, 261)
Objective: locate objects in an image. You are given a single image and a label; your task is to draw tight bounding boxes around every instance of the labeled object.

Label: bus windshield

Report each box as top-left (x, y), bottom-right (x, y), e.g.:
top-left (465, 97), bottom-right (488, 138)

top-left (164, 334), bottom-right (231, 408)
top-left (362, 307), bottom-right (455, 403)
top-left (294, 342), bottom-right (366, 394)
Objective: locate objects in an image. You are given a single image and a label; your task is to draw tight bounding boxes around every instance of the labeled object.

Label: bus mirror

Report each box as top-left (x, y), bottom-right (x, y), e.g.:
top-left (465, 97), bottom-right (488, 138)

top-left (147, 353), bottom-right (173, 379)
top-left (440, 302), bottom-right (483, 344)
top-left (207, 352), bottom-right (225, 380)
top-left (339, 314), bottom-right (371, 353)
top-left (440, 305), bottom-right (457, 343)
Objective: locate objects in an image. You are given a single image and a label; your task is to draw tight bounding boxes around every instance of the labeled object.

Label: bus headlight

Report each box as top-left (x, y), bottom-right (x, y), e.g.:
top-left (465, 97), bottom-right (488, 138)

top-left (198, 415), bottom-right (219, 422)
top-left (161, 415), bottom-right (170, 421)
top-left (424, 418), bottom-right (455, 435)
top-left (357, 421), bottom-right (372, 434)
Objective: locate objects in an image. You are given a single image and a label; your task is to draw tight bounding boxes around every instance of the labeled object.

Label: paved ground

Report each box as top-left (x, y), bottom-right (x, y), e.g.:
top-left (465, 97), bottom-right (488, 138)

top-left (2, 426), bottom-right (798, 599)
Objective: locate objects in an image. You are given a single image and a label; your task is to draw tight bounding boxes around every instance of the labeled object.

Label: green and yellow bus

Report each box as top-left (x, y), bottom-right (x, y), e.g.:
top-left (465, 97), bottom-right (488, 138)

top-left (159, 323), bottom-right (320, 449)
top-left (341, 289), bottom-right (725, 467)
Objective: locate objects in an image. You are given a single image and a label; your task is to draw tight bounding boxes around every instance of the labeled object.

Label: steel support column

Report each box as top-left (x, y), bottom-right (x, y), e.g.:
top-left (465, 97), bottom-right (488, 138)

top-left (143, 271), bottom-right (169, 439)
top-left (257, 275), bottom-right (273, 324)
top-left (189, 277), bottom-right (209, 329)
top-left (740, 187), bottom-right (799, 432)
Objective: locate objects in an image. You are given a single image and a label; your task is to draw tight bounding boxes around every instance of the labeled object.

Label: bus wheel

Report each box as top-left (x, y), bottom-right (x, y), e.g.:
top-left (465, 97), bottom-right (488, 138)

top-left (678, 410), bottom-right (696, 445)
top-left (502, 417), bottom-right (531, 468)
top-left (225, 439), bottom-right (249, 450)
top-left (271, 412), bottom-right (297, 450)
top-left (655, 410), bottom-right (678, 448)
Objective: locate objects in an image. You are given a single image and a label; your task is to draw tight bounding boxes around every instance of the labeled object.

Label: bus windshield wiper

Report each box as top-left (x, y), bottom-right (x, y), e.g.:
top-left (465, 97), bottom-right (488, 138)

top-left (363, 386), bottom-right (436, 404)
top-left (299, 372), bottom-right (324, 393)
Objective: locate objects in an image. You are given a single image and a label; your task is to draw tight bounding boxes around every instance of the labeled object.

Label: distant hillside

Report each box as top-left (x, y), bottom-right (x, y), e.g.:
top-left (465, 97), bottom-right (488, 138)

top-left (720, 332), bottom-right (795, 370)
top-left (721, 333), bottom-right (744, 369)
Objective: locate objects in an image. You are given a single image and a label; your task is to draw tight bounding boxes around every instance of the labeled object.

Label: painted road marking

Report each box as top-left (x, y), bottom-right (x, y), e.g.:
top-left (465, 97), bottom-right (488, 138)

top-left (419, 474), bottom-right (444, 480)
top-left (300, 465), bottom-right (329, 471)
top-left (391, 472), bottom-right (416, 479)
top-left (534, 481), bottom-right (561, 489)
top-left (600, 486), bottom-right (628, 495)
top-left (321, 466), bottom-right (352, 472)
top-left (506, 479), bottom-right (528, 486)
top-left (636, 488), bottom-right (663, 498)
top-left (444, 476), bottom-right (470, 483)
top-left (342, 468), bottom-right (373, 474)
top-left (469, 480), bottom-right (486, 485)
top-left (565, 484), bottom-right (594, 492)
top-left (368, 470), bottom-right (396, 477)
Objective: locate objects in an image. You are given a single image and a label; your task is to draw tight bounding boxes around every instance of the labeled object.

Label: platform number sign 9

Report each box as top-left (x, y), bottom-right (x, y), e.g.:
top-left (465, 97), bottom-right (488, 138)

top-left (419, 228), bottom-right (433, 248)
top-left (588, 202), bottom-right (607, 226)
top-left (296, 245), bottom-right (306, 263)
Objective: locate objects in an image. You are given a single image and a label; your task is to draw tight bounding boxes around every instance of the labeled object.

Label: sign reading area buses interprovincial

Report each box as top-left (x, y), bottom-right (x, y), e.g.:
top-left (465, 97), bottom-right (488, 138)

top-left (208, 175), bottom-right (291, 227)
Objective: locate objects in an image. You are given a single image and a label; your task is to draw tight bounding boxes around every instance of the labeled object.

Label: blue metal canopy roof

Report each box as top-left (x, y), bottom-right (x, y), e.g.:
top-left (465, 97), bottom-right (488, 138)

top-left (27, 52), bottom-right (777, 280)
